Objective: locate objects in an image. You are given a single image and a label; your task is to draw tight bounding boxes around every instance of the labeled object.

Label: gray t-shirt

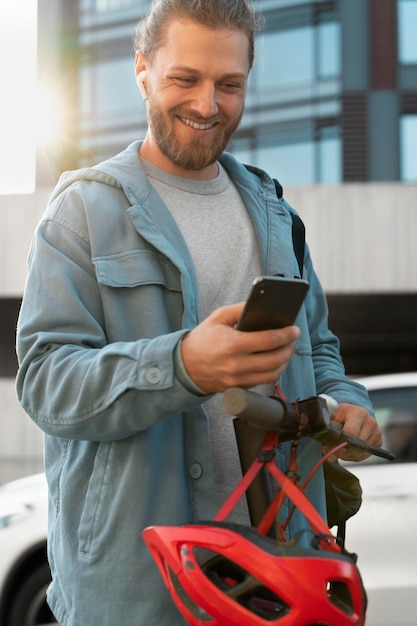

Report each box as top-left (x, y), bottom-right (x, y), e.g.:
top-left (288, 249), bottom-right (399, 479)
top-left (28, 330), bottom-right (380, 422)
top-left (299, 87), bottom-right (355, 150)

top-left (142, 159), bottom-right (273, 522)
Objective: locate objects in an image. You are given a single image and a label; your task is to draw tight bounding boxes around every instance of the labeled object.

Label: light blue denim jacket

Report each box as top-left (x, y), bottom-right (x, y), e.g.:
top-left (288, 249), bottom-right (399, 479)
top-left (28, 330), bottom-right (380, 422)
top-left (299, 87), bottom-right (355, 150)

top-left (16, 141), bottom-right (373, 626)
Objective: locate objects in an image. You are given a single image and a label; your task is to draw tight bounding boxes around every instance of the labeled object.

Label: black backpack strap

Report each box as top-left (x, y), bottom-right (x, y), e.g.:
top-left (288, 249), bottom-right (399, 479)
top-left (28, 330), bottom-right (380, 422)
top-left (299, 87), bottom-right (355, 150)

top-left (273, 178), bottom-right (283, 199)
top-left (273, 178), bottom-right (305, 277)
top-left (291, 214), bottom-right (305, 277)
top-left (272, 177), bottom-right (355, 544)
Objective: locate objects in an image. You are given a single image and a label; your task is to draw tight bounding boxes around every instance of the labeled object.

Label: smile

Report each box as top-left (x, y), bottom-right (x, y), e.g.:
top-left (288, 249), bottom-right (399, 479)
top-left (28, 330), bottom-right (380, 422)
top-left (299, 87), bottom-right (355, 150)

top-left (179, 116), bottom-right (216, 130)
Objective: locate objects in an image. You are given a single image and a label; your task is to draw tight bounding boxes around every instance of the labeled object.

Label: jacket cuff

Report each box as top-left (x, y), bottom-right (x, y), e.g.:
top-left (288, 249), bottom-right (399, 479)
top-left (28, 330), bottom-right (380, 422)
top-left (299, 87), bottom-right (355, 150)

top-left (174, 335), bottom-right (207, 397)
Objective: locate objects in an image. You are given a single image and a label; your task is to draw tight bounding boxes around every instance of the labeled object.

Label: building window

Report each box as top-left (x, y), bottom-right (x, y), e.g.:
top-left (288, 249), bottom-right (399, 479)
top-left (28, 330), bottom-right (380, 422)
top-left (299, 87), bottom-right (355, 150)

top-left (317, 125), bottom-right (341, 184)
top-left (80, 0), bottom-right (145, 12)
top-left (96, 0), bottom-right (133, 10)
top-left (257, 140), bottom-right (316, 185)
top-left (241, 9), bottom-right (341, 185)
top-left (398, 0), bottom-right (417, 63)
top-left (400, 115), bottom-right (417, 181)
top-left (229, 121), bottom-right (341, 186)
top-left (79, 0), bottom-right (148, 28)
top-left (80, 57), bottom-right (139, 118)
top-left (318, 21), bottom-right (341, 79)
top-left (259, 27), bottom-right (314, 90)
top-left (254, 134), bottom-right (341, 185)
top-left (256, 18), bottom-right (340, 91)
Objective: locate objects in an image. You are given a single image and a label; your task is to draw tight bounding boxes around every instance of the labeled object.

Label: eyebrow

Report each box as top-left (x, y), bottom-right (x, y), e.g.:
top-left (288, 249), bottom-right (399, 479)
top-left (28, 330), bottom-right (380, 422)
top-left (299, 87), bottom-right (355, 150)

top-left (166, 65), bottom-right (248, 81)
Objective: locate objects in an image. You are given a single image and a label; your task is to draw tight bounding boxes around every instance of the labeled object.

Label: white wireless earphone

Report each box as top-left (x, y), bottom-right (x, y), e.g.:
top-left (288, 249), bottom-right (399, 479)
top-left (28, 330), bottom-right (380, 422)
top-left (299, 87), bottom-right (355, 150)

top-left (136, 71), bottom-right (148, 100)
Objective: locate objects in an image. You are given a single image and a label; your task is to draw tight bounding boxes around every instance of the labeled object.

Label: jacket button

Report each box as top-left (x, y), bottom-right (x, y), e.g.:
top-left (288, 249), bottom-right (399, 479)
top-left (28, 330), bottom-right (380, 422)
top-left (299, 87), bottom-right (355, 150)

top-left (145, 367), bottom-right (162, 384)
top-left (189, 463), bottom-right (203, 479)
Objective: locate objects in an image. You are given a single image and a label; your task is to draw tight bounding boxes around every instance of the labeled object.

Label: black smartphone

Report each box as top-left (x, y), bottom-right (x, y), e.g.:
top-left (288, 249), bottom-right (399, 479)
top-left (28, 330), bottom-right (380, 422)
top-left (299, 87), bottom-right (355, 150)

top-left (236, 276), bottom-right (309, 332)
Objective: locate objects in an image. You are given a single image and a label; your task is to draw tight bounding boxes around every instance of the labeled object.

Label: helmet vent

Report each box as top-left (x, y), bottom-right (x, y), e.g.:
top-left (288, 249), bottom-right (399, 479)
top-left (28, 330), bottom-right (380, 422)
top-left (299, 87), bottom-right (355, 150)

top-left (195, 548), bottom-right (290, 621)
top-left (167, 565), bottom-right (215, 622)
top-left (327, 580), bottom-right (354, 615)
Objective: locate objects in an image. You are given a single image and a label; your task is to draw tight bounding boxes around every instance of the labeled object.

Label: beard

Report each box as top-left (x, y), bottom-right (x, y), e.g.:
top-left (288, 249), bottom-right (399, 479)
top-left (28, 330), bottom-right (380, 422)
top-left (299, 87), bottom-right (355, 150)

top-left (147, 100), bottom-right (243, 171)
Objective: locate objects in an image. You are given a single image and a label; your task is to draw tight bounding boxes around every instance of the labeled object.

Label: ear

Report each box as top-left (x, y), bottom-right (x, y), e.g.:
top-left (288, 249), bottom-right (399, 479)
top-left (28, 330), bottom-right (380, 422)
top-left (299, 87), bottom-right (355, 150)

top-left (136, 71), bottom-right (148, 100)
top-left (135, 51), bottom-right (148, 101)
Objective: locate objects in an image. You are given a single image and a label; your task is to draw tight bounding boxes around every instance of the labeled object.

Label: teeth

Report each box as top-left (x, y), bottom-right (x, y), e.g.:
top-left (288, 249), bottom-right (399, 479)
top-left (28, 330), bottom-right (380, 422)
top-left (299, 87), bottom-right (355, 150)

top-left (180, 117), bottom-right (214, 130)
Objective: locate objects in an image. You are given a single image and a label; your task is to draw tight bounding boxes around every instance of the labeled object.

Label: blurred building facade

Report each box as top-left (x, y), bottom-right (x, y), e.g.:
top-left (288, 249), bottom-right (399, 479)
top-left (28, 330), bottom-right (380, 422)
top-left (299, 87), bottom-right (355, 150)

top-left (1, 0), bottom-right (417, 482)
top-left (37, 0), bottom-right (417, 186)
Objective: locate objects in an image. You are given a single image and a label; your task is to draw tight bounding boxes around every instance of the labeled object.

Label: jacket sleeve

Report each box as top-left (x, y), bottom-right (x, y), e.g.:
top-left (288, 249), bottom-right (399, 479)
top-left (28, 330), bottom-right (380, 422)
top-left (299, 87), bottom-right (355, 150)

top-left (302, 241), bottom-right (374, 413)
top-left (16, 197), bottom-right (206, 442)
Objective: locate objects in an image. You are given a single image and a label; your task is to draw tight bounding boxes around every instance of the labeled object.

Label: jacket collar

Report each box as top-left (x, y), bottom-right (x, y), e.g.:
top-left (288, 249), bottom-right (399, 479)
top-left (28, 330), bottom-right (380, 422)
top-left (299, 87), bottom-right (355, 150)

top-left (52, 140), bottom-right (296, 280)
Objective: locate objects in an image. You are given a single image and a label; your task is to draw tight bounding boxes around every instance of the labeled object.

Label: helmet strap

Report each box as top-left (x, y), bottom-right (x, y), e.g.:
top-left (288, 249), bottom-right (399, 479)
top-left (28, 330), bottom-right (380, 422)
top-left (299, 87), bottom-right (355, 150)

top-left (213, 428), bottom-right (341, 554)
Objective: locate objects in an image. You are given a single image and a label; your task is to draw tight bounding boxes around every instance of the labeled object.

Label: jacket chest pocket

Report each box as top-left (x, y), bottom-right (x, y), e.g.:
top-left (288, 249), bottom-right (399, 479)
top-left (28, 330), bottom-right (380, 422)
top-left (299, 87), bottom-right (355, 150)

top-left (93, 250), bottom-right (184, 340)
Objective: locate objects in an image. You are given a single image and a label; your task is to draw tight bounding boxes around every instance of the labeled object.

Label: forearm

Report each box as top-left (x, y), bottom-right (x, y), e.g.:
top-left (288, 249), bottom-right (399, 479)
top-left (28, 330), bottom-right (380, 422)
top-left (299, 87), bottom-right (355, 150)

top-left (16, 331), bottom-right (206, 440)
top-left (16, 218), bottom-right (205, 440)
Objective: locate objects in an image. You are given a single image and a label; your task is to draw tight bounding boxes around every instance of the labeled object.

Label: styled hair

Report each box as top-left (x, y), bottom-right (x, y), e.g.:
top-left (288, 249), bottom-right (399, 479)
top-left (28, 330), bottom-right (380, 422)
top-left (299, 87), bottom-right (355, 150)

top-left (133, 0), bottom-right (263, 69)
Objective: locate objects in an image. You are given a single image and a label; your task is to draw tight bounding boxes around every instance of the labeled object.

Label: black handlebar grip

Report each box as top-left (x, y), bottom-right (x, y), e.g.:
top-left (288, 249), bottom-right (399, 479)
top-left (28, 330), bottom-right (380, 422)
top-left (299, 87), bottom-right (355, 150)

top-left (222, 388), bottom-right (291, 430)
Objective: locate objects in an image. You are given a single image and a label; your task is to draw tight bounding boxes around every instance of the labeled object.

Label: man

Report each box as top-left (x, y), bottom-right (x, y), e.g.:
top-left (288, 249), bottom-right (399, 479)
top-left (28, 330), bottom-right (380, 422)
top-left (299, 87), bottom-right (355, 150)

top-left (16, 1), bottom-right (381, 624)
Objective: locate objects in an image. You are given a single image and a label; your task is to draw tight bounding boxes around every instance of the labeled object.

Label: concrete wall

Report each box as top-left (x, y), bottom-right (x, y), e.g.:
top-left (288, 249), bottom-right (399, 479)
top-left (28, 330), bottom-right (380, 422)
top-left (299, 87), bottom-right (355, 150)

top-left (284, 183), bottom-right (417, 293)
top-left (1, 182), bottom-right (416, 484)
top-left (0, 189), bottom-right (51, 296)
top-left (2, 183), bottom-right (416, 297)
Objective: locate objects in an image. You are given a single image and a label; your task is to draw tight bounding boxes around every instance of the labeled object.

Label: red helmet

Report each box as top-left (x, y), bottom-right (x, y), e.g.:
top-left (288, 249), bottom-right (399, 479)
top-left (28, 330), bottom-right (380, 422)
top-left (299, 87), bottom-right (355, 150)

top-left (142, 520), bottom-right (367, 626)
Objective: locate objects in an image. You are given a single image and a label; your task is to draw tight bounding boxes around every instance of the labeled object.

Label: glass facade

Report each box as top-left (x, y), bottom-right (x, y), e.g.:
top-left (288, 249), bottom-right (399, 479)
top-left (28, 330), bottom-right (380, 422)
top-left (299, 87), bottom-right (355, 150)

top-left (41, 0), bottom-right (417, 184)
top-left (73, 0), bottom-right (344, 182)
top-left (398, 0), bottom-right (417, 181)
top-left (398, 0), bottom-right (417, 63)
top-left (230, 6), bottom-right (342, 184)
top-left (400, 115), bottom-right (417, 181)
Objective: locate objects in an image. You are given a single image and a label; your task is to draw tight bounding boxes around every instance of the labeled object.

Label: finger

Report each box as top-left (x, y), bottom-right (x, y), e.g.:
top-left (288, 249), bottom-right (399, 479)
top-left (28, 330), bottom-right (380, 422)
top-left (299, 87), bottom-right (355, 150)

top-left (235, 325), bottom-right (301, 354)
top-left (332, 404), bottom-right (382, 445)
top-left (216, 347), bottom-right (296, 390)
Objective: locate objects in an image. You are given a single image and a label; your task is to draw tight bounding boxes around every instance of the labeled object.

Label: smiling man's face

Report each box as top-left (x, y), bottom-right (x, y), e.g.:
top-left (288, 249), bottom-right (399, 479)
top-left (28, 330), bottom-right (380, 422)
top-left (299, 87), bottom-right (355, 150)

top-left (137, 18), bottom-right (250, 179)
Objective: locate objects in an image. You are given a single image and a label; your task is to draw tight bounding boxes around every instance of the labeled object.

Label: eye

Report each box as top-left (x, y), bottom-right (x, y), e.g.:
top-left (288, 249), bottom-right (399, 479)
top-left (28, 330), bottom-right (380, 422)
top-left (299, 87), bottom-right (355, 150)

top-left (218, 81), bottom-right (244, 93)
top-left (173, 76), bottom-right (197, 87)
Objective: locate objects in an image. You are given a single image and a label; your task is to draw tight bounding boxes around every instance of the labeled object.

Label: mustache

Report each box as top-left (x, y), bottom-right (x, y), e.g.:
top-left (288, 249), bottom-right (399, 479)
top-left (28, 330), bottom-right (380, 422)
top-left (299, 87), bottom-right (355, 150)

top-left (170, 107), bottom-right (228, 126)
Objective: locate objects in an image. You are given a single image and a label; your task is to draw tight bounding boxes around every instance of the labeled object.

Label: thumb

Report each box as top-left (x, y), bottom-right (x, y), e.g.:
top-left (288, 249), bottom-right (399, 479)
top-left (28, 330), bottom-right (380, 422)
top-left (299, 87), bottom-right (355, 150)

top-left (210, 302), bottom-right (246, 327)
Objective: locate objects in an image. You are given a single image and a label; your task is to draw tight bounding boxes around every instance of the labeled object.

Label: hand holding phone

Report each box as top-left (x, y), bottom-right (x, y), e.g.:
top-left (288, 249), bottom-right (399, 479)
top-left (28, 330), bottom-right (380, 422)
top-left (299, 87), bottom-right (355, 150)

top-left (236, 276), bottom-right (309, 332)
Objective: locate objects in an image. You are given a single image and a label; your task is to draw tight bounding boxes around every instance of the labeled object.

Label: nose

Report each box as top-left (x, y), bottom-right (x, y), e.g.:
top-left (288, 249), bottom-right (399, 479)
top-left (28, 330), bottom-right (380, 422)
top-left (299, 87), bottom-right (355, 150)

top-left (192, 81), bottom-right (219, 118)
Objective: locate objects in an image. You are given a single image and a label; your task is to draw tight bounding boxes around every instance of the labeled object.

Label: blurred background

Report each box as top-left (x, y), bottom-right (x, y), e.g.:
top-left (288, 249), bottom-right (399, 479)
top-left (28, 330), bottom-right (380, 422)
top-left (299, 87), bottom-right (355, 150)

top-left (0, 0), bottom-right (416, 483)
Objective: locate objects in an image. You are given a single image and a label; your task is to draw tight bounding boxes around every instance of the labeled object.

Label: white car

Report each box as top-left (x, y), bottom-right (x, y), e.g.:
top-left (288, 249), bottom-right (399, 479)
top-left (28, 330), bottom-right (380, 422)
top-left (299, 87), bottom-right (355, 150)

top-left (343, 372), bottom-right (417, 626)
top-left (0, 372), bottom-right (416, 626)
top-left (0, 473), bottom-right (54, 626)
